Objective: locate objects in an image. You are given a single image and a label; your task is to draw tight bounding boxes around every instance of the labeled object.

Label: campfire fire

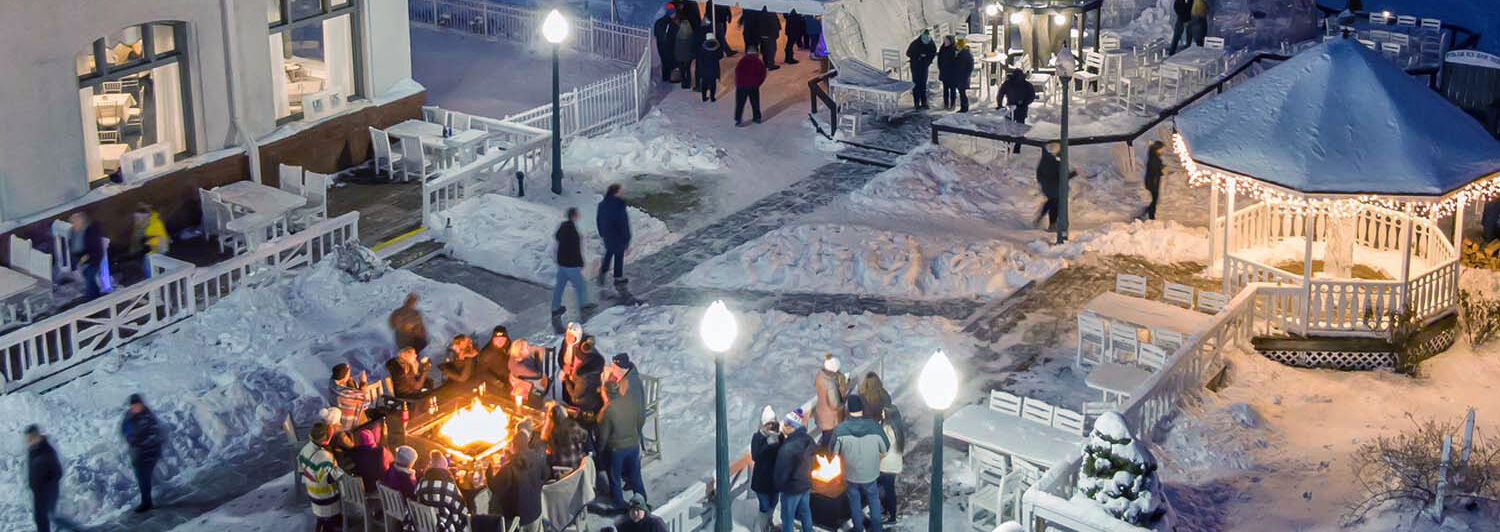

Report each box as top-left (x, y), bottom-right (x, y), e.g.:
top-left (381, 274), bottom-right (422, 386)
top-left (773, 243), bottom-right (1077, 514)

top-left (811, 454), bottom-right (843, 483)
top-left (439, 398), bottom-right (511, 448)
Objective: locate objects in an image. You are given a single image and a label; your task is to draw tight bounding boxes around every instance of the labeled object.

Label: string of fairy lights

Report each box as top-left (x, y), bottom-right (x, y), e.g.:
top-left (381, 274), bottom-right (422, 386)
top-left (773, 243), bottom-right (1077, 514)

top-left (1172, 132), bottom-right (1500, 220)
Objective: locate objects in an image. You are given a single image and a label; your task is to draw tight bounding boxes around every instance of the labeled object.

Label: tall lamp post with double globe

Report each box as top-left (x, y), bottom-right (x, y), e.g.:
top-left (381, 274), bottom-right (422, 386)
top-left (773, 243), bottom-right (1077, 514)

top-left (542, 10), bottom-right (570, 195)
top-left (700, 300), bottom-right (738, 532)
top-left (1054, 45), bottom-right (1077, 244)
top-left (920, 349), bottom-right (959, 531)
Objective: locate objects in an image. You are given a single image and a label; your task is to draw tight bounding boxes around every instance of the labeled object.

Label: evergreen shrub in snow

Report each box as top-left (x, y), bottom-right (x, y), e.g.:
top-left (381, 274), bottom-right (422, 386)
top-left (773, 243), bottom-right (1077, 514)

top-left (1076, 412), bottom-right (1166, 527)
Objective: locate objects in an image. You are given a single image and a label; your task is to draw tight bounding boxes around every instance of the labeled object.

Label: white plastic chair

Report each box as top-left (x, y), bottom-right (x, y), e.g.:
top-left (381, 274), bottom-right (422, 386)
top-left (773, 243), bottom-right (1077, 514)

top-left (1396, 15), bottom-right (1417, 27)
top-left (988, 390), bottom-right (1022, 416)
top-left (421, 105), bottom-right (447, 125)
top-left (881, 48), bottom-right (903, 79)
top-left (289, 172), bottom-right (330, 230)
top-left (1162, 282), bottom-right (1195, 308)
top-left (377, 484), bottom-right (409, 532)
top-left (278, 163), bottom-right (305, 196)
top-left (1108, 322), bottom-right (1139, 362)
top-left (448, 111), bottom-right (472, 131)
top-left (1072, 51), bottom-right (1105, 94)
top-left (1115, 273), bottom-right (1147, 298)
top-left (1420, 18), bottom-right (1441, 30)
top-left (338, 474), bottom-right (372, 532)
top-left (1153, 328), bottom-right (1185, 353)
top-left (408, 500), bottom-right (441, 532)
top-left (398, 135), bottom-right (436, 182)
top-left (1203, 36), bottom-right (1225, 50)
top-left (1076, 314), bottom-right (1107, 368)
top-left (198, 189), bottom-right (244, 254)
top-left (369, 127), bottom-right (406, 181)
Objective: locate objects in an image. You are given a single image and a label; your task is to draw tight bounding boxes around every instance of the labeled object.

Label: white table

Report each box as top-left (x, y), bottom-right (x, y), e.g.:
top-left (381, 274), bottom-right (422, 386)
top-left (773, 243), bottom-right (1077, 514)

top-left (944, 405), bottom-right (1081, 470)
top-left (93, 93), bottom-right (136, 115)
top-left (100, 143), bottom-right (130, 170)
top-left (387, 119), bottom-right (489, 168)
top-left (1163, 46), bottom-right (1226, 82)
top-left (1085, 291), bottom-right (1215, 338)
top-left (1085, 362), bottom-right (1153, 402)
top-left (214, 181), bottom-right (307, 219)
top-left (0, 267), bottom-right (39, 302)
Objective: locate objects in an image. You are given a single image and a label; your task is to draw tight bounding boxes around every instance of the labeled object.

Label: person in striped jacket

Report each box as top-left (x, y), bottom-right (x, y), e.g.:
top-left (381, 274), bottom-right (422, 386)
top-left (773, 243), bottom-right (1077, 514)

top-left (298, 422), bottom-right (345, 531)
top-left (329, 363), bottom-right (368, 424)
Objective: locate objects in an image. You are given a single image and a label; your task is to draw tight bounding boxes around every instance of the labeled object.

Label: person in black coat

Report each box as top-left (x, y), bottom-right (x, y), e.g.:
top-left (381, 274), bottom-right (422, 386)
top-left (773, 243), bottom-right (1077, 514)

top-left (26, 425), bottom-right (65, 532)
top-left (906, 30), bottom-right (937, 109)
top-left (653, 9), bottom-right (680, 82)
top-left (562, 336), bottom-right (607, 420)
top-left (773, 413), bottom-right (814, 532)
top-left (595, 184), bottom-right (633, 286)
top-left (489, 429), bottom-right (548, 530)
top-left (552, 208), bottom-right (591, 321)
top-left (67, 212), bottom-right (108, 300)
top-left (709, 1), bottom-right (734, 55)
top-left (1168, 0), bottom-right (1191, 54)
top-left (739, 8), bottom-right (760, 62)
top-left (755, 7), bottom-right (781, 70)
top-left (749, 408), bottom-right (782, 531)
top-left (1035, 143), bottom-right (1078, 231)
top-left (936, 36), bottom-right (958, 109)
top-left (122, 394), bottom-right (164, 513)
top-left (616, 493), bottom-right (669, 532)
top-left (952, 41), bottom-right (975, 112)
top-left (697, 36), bottom-right (724, 102)
top-left (999, 68), bottom-right (1036, 153)
top-left (1142, 141), bottom-right (1166, 220)
top-left (783, 10), bottom-right (804, 65)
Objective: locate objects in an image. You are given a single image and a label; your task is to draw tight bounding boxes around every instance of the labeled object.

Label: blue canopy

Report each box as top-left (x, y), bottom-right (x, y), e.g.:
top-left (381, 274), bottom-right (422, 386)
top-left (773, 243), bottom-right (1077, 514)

top-left (1176, 39), bottom-right (1500, 196)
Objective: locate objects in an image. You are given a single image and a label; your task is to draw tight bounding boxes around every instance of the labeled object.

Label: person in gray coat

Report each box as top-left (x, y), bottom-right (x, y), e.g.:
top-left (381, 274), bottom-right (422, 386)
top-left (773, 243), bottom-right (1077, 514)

top-left (598, 380), bottom-right (647, 509)
top-left (833, 395), bottom-right (890, 532)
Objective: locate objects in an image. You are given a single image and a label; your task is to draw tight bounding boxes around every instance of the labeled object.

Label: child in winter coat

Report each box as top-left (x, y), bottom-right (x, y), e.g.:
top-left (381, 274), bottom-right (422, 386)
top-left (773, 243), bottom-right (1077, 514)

top-left (351, 429), bottom-right (393, 493)
top-left (697, 35), bottom-right (724, 102)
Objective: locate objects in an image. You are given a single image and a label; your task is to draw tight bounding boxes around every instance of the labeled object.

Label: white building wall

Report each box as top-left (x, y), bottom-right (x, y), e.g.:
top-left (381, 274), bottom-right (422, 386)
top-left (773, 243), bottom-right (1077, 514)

top-left (363, 0), bottom-right (414, 98)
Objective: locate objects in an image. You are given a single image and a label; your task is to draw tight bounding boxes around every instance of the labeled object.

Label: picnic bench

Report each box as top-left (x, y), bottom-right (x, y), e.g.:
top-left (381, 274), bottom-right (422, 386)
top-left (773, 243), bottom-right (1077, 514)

top-left (944, 390), bottom-right (1084, 470)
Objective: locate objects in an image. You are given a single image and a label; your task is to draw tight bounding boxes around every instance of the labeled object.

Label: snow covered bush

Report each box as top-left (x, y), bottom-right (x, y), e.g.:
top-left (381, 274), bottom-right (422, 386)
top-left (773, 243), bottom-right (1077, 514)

top-left (1345, 414), bottom-right (1500, 526)
top-left (1076, 412), bottom-right (1167, 527)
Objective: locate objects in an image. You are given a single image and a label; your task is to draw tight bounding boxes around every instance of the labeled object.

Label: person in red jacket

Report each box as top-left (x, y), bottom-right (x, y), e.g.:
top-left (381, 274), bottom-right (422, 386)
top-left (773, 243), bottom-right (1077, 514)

top-left (734, 47), bottom-right (768, 126)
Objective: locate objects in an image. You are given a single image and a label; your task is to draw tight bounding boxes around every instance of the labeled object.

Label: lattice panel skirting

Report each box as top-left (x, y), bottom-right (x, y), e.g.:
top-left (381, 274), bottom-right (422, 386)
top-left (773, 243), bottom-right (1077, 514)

top-left (1259, 349), bottom-right (1396, 370)
top-left (1406, 324), bottom-right (1459, 364)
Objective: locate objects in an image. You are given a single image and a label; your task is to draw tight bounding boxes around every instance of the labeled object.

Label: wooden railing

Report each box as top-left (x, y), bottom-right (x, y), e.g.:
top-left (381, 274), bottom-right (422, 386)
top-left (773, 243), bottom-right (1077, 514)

top-left (0, 213), bottom-right (360, 394)
top-left (808, 69), bottom-right (840, 128)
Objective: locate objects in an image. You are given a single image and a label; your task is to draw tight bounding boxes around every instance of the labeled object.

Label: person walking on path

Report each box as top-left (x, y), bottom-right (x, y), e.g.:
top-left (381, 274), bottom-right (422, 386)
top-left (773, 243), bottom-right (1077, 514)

top-left (998, 68), bottom-right (1036, 153)
top-left (906, 30), bottom-right (937, 109)
top-left (598, 379), bottom-right (647, 510)
top-left (936, 36), bottom-right (957, 109)
top-left (750, 406), bottom-right (782, 532)
top-left (26, 425), bottom-right (73, 532)
top-left (951, 39), bottom-right (975, 112)
top-left (389, 292), bottom-right (429, 354)
top-left (773, 411), bottom-right (815, 532)
top-left (812, 354), bottom-right (847, 448)
top-left (552, 208), bottom-right (592, 325)
top-left (1168, 0), bottom-right (1192, 54)
top-left (734, 48), bottom-right (768, 126)
top-left (122, 394), bottom-right (164, 513)
top-left (597, 184), bottom-right (633, 290)
top-left (67, 212), bottom-right (108, 300)
top-left (783, 9), bottom-right (804, 64)
top-left (1187, 0), bottom-right (1210, 48)
top-left (697, 35), bottom-right (724, 102)
top-left (653, 7), bottom-right (680, 82)
top-left (834, 395), bottom-right (890, 532)
top-left (1034, 142), bottom-right (1076, 231)
top-left (297, 422), bottom-right (345, 532)
top-left (1142, 141), bottom-right (1166, 220)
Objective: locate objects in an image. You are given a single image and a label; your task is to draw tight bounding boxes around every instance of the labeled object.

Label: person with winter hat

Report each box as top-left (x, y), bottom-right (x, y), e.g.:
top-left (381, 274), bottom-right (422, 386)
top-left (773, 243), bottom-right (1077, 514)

top-left (25, 424), bottom-right (68, 532)
top-left (562, 335), bottom-right (607, 422)
top-left (697, 33), bottom-right (724, 102)
top-left (439, 334), bottom-right (480, 386)
top-left (834, 394), bottom-right (890, 532)
top-left (509, 340), bottom-right (548, 407)
top-left (615, 492), bottom-right (669, 532)
top-left (936, 35), bottom-right (958, 109)
top-left (121, 393), bottom-right (164, 513)
top-left (381, 446), bottom-right (420, 498)
top-left (415, 451), bottom-right (470, 531)
top-left (812, 354), bottom-right (847, 448)
top-left (877, 402), bottom-right (907, 524)
top-left (549, 322), bottom-right (585, 400)
top-left (773, 410), bottom-right (815, 532)
top-left (351, 428), bottom-right (392, 493)
top-left (749, 406), bottom-right (782, 532)
top-left (476, 326), bottom-right (512, 392)
top-left (297, 422), bottom-right (345, 531)
top-left (653, 6), bottom-right (680, 82)
top-left (387, 347), bottom-right (433, 400)
top-left (598, 379), bottom-right (647, 509)
top-left (607, 353), bottom-right (647, 433)
top-left (906, 30), bottom-right (938, 109)
top-left (330, 363), bottom-right (369, 425)
top-left (734, 47), bottom-right (768, 126)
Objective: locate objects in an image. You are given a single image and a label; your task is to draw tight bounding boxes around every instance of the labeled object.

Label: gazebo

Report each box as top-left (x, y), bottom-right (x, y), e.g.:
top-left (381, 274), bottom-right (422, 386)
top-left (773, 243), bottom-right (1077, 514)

top-left (1174, 39), bottom-right (1500, 340)
top-left (989, 0), bottom-right (1103, 69)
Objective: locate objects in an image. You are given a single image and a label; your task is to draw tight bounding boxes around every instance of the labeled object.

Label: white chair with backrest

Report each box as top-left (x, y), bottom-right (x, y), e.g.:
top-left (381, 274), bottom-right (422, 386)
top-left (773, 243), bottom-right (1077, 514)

top-left (289, 171), bottom-right (330, 230)
top-left (408, 500), bottom-right (441, 532)
top-left (377, 484), bottom-right (409, 532)
top-left (881, 48), bottom-right (903, 79)
top-left (1020, 398), bottom-right (1054, 427)
top-left (96, 104), bottom-right (123, 133)
top-left (1203, 37), bottom-right (1224, 50)
top-left (1076, 313), bottom-right (1107, 369)
top-left (1420, 18), bottom-right (1441, 30)
top-left (1108, 322), bottom-right (1139, 363)
top-left (1359, 39), bottom-right (1377, 50)
top-left (1073, 51), bottom-right (1104, 94)
top-left (398, 135), bottom-right (436, 182)
top-left (1115, 273), bottom-right (1147, 298)
top-left (1396, 15), bottom-right (1416, 27)
top-left (1381, 42), bottom-right (1402, 60)
top-left (338, 475), bottom-right (371, 532)
top-left (278, 164), bottom-right (305, 196)
top-left (1100, 34), bottom-right (1120, 51)
top-left (421, 106), bottom-right (446, 125)
top-left (448, 111), bottom-right (471, 131)
top-left (1162, 282), bottom-right (1195, 308)
top-left (369, 127), bottom-right (406, 181)
top-left (1138, 343), bottom-right (1169, 371)
top-left (101, 81), bottom-right (124, 93)
top-left (199, 189), bottom-right (243, 254)
top-left (1051, 407), bottom-right (1085, 437)
top-left (1371, 29), bottom-right (1390, 42)
top-left (1369, 12), bottom-right (1388, 24)
top-left (1158, 64), bottom-right (1184, 101)
top-left (1391, 33), bottom-right (1410, 47)
top-left (1198, 291), bottom-right (1228, 314)
top-left (1153, 328), bottom-right (1185, 353)
top-left (988, 390), bottom-right (1022, 416)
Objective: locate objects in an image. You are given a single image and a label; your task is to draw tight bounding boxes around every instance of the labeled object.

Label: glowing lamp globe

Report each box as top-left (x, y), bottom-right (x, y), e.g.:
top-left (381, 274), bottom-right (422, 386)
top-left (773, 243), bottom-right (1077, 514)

top-left (984, 4), bottom-right (1000, 17)
top-left (542, 10), bottom-right (570, 44)
top-left (1009, 12), bottom-right (1024, 24)
top-left (918, 350), bottom-right (958, 410)
top-left (1052, 13), bottom-right (1066, 25)
top-left (700, 300), bottom-right (737, 354)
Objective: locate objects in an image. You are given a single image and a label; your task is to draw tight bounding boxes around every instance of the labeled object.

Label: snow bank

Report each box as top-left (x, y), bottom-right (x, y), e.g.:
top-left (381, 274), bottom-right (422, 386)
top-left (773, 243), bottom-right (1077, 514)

top-left (1036, 220), bottom-right (1211, 265)
top-left (581, 305), bottom-right (978, 495)
top-left (561, 110), bottom-right (727, 188)
top-left (438, 191), bottom-right (675, 285)
top-left (678, 223), bottom-right (1062, 299)
top-left (0, 262), bottom-right (508, 529)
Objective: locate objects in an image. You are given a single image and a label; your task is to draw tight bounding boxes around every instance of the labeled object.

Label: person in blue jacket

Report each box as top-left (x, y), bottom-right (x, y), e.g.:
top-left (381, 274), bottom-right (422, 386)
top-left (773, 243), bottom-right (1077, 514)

top-left (121, 393), bottom-right (164, 513)
top-left (596, 184), bottom-right (633, 288)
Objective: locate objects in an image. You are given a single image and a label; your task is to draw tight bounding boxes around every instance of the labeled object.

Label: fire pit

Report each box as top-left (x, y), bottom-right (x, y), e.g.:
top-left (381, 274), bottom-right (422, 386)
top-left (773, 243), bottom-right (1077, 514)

top-left (809, 453), bottom-right (850, 530)
top-left (404, 389), bottom-right (543, 465)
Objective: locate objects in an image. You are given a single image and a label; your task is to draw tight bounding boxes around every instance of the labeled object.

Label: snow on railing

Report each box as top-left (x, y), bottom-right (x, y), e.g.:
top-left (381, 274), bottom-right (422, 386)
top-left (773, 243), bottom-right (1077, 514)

top-left (420, 120), bottom-right (551, 229)
top-left (0, 213), bottom-right (360, 394)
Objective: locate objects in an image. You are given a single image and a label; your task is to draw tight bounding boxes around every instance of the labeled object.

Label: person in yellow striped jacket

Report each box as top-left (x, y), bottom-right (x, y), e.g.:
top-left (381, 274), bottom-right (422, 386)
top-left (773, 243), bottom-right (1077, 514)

top-left (298, 422), bottom-right (345, 531)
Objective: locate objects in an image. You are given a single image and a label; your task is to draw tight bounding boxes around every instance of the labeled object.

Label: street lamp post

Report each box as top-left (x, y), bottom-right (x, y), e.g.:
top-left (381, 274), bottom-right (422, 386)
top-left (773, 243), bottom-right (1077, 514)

top-left (542, 10), bottom-right (570, 195)
top-left (919, 350), bottom-right (959, 532)
top-left (1054, 46), bottom-right (1076, 244)
top-left (700, 300), bottom-right (738, 532)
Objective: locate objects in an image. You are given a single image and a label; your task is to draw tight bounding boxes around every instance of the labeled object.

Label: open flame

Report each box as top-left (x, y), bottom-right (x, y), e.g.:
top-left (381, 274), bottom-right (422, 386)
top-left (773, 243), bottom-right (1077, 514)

top-left (439, 398), bottom-right (511, 448)
top-left (811, 454), bottom-right (843, 483)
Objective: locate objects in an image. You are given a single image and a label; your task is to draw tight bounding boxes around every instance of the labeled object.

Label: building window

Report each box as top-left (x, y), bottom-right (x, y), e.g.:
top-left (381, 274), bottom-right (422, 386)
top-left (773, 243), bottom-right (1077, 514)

top-left (268, 0), bottom-right (360, 122)
top-left (77, 22), bottom-right (193, 184)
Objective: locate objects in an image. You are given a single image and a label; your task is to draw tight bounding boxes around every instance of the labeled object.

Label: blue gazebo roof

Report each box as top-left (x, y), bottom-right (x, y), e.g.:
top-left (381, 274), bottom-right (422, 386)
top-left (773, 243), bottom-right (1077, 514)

top-left (1176, 39), bottom-right (1500, 197)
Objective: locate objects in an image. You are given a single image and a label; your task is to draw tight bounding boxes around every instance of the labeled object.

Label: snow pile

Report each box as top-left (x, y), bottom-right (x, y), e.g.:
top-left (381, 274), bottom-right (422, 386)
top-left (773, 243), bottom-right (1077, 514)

top-left (562, 110), bottom-right (727, 186)
top-left (1036, 220), bottom-right (1211, 265)
top-left (1077, 412), bottom-right (1167, 527)
top-left (438, 192), bottom-right (675, 285)
top-left (678, 223), bottom-right (1061, 299)
top-left (0, 262), bottom-right (508, 529)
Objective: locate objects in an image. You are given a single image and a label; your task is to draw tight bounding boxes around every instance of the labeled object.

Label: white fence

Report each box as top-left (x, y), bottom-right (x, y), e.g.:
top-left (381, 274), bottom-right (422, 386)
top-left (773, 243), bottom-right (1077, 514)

top-left (0, 213), bottom-right (360, 393)
top-left (409, 0), bottom-right (655, 139)
top-left (421, 117), bottom-right (553, 229)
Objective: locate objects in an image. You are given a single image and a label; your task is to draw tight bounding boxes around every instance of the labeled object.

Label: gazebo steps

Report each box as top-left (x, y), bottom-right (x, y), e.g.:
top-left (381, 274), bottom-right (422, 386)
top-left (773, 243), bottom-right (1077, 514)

top-left (1250, 313), bottom-right (1458, 372)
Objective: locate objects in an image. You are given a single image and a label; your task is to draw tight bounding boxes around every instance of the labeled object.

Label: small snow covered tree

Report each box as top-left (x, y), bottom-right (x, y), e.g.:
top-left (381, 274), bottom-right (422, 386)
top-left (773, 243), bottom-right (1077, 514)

top-left (1077, 412), bottom-right (1166, 527)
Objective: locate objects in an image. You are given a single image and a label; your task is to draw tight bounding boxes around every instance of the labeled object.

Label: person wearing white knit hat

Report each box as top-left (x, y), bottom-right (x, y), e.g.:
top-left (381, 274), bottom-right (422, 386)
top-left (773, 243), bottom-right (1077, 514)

top-left (813, 353), bottom-right (847, 448)
top-left (749, 405), bottom-right (782, 532)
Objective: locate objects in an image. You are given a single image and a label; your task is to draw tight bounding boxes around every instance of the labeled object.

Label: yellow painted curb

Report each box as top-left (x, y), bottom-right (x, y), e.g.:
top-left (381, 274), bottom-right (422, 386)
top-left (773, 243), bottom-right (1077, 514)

top-left (372, 226), bottom-right (427, 252)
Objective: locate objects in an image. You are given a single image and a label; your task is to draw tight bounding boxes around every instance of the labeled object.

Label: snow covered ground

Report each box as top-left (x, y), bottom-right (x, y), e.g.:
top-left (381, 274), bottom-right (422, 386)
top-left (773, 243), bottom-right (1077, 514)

top-left (561, 110), bottom-right (729, 187)
top-left (0, 262), bottom-right (508, 530)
